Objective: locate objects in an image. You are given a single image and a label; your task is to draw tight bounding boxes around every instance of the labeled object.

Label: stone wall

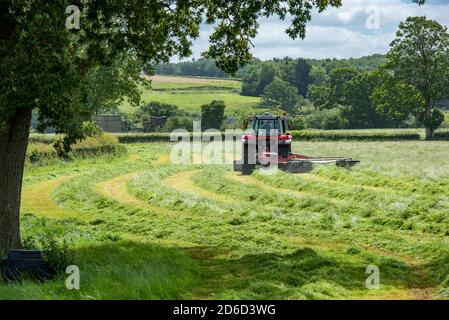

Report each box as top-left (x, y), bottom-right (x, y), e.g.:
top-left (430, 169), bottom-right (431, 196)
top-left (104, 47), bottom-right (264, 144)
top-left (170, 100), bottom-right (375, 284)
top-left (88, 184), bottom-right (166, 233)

top-left (93, 114), bottom-right (122, 133)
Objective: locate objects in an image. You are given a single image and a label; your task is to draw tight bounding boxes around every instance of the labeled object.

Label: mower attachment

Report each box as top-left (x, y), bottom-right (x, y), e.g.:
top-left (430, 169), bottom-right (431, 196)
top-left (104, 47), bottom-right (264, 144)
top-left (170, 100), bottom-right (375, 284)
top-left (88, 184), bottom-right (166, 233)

top-left (234, 157), bottom-right (360, 175)
top-left (278, 160), bottom-right (313, 173)
top-left (291, 156), bottom-right (360, 168)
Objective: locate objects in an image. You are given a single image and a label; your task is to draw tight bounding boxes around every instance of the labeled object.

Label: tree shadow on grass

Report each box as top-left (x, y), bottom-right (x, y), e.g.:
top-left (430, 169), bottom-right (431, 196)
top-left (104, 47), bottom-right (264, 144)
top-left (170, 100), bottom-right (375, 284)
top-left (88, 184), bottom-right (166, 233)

top-left (187, 246), bottom-right (430, 300)
top-left (0, 241), bottom-right (201, 300)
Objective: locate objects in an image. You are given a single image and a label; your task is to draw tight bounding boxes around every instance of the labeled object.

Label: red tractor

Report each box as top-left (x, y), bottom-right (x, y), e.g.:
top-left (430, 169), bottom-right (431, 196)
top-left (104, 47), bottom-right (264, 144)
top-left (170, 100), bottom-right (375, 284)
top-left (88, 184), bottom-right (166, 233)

top-left (233, 113), bottom-right (359, 175)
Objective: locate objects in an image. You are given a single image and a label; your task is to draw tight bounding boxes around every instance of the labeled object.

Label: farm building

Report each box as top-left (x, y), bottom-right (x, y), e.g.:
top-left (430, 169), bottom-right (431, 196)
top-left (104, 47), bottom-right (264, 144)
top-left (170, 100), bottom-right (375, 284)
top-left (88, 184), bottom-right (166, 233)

top-left (93, 114), bottom-right (123, 133)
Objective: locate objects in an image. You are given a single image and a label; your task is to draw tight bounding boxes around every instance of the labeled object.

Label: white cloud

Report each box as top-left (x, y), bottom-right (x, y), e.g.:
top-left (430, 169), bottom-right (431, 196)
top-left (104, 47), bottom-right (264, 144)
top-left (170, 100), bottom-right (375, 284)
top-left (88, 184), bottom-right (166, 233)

top-left (184, 0), bottom-right (449, 61)
top-left (249, 26), bottom-right (394, 59)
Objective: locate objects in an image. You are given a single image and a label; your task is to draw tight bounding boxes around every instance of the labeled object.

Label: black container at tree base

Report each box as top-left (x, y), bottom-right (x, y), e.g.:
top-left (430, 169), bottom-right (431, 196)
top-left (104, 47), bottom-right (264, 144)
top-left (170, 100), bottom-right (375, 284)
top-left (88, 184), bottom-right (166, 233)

top-left (1, 250), bottom-right (55, 283)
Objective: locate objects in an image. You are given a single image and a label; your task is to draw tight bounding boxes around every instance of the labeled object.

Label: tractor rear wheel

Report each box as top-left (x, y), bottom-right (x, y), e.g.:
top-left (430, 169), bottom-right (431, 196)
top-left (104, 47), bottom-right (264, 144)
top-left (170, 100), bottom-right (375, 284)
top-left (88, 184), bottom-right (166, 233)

top-left (241, 164), bottom-right (256, 175)
top-left (278, 144), bottom-right (291, 158)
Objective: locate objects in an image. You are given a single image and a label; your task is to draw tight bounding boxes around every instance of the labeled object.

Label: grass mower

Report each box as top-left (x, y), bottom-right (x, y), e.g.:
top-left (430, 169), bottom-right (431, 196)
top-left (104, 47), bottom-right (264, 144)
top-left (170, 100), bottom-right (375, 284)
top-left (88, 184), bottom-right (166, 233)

top-left (233, 113), bottom-right (360, 175)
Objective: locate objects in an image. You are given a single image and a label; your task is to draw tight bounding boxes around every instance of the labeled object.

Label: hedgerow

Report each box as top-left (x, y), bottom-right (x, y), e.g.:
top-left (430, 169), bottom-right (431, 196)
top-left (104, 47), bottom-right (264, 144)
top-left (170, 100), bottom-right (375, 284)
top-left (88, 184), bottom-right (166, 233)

top-left (115, 130), bottom-right (421, 143)
top-left (27, 134), bottom-right (126, 164)
top-left (32, 129), bottom-right (449, 146)
top-left (432, 130), bottom-right (449, 141)
top-left (290, 130), bottom-right (421, 141)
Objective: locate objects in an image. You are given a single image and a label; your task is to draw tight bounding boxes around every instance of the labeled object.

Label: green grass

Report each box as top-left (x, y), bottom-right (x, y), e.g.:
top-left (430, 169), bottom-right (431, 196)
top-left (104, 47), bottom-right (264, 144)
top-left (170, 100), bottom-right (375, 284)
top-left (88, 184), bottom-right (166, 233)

top-left (296, 141), bottom-right (449, 178)
top-left (119, 76), bottom-right (261, 115)
top-left (149, 78), bottom-right (241, 91)
top-left (3, 141), bottom-right (449, 299)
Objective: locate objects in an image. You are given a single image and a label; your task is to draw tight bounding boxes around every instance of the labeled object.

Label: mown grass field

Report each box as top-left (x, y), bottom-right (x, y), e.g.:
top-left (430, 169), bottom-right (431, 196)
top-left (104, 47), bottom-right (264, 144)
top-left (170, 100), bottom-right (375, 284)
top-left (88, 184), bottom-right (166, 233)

top-left (2, 140), bottom-right (449, 299)
top-left (119, 75), bottom-right (261, 115)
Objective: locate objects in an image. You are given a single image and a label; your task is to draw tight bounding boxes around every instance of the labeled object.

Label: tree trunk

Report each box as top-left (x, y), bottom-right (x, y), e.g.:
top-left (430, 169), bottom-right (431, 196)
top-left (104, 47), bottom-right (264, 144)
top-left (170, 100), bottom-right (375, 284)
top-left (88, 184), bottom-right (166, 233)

top-left (0, 108), bottom-right (32, 253)
top-left (424, 99), bottom-right (434, 140)
top-left (425, 127), bottom-right (433, 140)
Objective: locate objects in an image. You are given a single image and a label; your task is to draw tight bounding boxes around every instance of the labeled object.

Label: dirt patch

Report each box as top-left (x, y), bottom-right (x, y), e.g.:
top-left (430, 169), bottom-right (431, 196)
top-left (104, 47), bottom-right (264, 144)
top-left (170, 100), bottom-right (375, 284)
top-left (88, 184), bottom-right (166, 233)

top-left (22, 176), bottom-right (79, 218)
top-left (96, 172), bottom-right (174, 215)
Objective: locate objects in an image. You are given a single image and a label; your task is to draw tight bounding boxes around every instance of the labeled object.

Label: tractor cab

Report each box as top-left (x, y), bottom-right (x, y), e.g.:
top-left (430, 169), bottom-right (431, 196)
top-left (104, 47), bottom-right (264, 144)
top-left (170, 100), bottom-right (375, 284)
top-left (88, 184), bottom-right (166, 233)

top-left (250, 114), bottom-right (288, 135)
top-left (242, 113), bottom-right (292, 158)
top-left (244, 113), bottom-right (289, 136)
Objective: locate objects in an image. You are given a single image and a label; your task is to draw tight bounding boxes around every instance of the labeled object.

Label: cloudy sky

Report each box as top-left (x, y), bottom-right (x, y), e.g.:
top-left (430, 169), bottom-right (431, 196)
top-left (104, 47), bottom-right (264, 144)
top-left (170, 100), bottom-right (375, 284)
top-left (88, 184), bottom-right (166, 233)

top-left (185, 0), bottom-right (449, 61)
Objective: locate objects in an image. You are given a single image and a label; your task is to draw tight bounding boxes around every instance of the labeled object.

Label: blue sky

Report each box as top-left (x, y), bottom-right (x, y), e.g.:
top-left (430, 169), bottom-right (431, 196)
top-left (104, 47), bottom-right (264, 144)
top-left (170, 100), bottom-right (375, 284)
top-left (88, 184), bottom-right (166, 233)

top-left (186, 0), bottom-right (449, 60)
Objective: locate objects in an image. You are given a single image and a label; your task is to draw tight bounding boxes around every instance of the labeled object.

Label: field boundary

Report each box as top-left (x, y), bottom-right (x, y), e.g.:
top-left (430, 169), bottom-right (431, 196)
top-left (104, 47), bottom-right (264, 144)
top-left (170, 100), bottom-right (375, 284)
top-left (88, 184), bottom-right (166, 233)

top-left (114, 131), bottom-right (424, 143)
top-left (31, 129), bottom-right (449, 144)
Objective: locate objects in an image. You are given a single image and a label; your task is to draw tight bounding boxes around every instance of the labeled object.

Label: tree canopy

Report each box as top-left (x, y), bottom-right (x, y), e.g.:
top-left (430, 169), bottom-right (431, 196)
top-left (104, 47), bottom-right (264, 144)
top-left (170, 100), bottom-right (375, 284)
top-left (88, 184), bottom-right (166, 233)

top-left (201, 100), bottom-right (226, 131)
top-left (342, 72), bottom-right (401, 129)
top-left (85, 55), bottom-right (147, 115)
top-left (262, 77), bottom-right (301, 114)
top-left (294, 58), bottom-right (312, 97)
top-left (328, 67), bottom-right (360, 106)
top-left (372, 16), bottom-right (449, 138)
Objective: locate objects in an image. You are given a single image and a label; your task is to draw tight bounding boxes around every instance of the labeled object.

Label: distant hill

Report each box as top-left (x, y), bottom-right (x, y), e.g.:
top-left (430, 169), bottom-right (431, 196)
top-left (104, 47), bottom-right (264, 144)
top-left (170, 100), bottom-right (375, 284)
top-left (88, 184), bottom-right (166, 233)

top-left (155, 58), bottom-right (234, 78)
top-left (155, 54), bottom-right (388, 78)
top-left (308, 54), bottom-right (388, 72)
